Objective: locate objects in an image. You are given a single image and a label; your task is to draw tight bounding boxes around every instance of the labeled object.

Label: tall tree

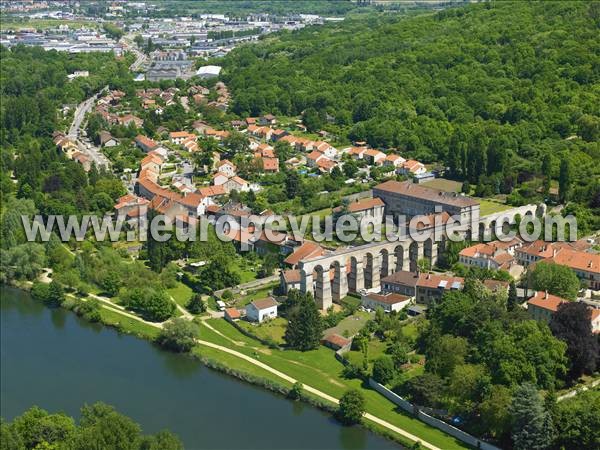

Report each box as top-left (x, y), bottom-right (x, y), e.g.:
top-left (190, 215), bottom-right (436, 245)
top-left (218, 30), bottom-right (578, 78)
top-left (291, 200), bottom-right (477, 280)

top-left (550, 302), bottom-right (599, 380)
top-left (284, 292), bottom-right (323, 351)
top-left (509, 383), bottom-right (555, 450)
top-left (558, 157), bottom-right (572, 203)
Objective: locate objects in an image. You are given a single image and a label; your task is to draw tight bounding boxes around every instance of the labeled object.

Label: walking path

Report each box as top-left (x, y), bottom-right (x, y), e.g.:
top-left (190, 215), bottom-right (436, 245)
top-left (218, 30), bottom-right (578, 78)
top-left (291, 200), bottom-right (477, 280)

top-left (38, 272), bottom-right (442, 449)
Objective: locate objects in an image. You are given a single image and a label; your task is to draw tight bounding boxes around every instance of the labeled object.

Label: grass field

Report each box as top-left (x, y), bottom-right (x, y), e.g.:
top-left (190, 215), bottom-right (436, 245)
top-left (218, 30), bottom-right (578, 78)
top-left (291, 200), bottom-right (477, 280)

top-left (422, 178), bottom-right (463, 192)
top-left (237, 317), bottom-right (288, 345)
top-left (478, 198), bottom-right (513, 216)
top-left (199, 319), bottom-right (467, 449)
top-left (0, 19), bottom-right (97, 30)
top-left (324, 311), bottom-right (372, 338)
top-left (98, 308), bottom-right (160, 340)
top-left (234, 282), bottom-right (279, 307)
top-left (167, 282), bottom-right (194, 308)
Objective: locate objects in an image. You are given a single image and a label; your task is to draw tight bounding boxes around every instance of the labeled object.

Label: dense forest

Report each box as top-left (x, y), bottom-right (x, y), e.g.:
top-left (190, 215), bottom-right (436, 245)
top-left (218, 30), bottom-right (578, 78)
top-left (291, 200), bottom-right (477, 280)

top-left (222, 1), bottom-right (600, 230)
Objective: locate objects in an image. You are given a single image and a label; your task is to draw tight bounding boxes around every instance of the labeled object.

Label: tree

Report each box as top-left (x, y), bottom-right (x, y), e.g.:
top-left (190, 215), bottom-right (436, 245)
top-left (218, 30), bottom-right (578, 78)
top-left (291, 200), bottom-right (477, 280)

top-left (223, 131), bottom-right (250, 155)
top-left (285, 171), bottom-right (300, 199)
top-left (122, 288), bottom-right (175, 322)
top-left (509, 383), bottom-right (555, 450)
top-left (529, 262), bottom-right (580, 300)
top-left (552, 389), bottom-right (600, 450)
top-left (140, 430), bottom-right (183, 450)
top-left (398, 373), bottom-right (447, 409)
top-left (372, 356), bottom-right (396, 385)
top-left (479, 385), bottom-right (512, 440)
top-left (288, 382), bottom-right (304, 400)
top-left (550, 302), bottom-right (599, 380)
top-left (337, 389), bottom-right (365, 425)
top-left (507, 281), bottom-right (518, 311)
top-left (11, 406), bottom-right (76, 449)
top-left (156, 318), bottom-right (199, 352)
top-left (284, 292), bottom-right (323, 351)
top-left (186, 294), bottom-right (206, 314)
top-left (76, 403), bottom-right (142, 450)
top-left (424, 334), bottom-right (468, 378)
top-left (558, 157), bottom-right (572, 203)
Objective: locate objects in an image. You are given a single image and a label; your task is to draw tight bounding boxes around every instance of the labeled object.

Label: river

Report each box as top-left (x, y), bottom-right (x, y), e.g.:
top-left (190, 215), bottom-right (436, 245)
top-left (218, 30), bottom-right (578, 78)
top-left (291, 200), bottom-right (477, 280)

top-left (0, 287), bottom-right (400, 450)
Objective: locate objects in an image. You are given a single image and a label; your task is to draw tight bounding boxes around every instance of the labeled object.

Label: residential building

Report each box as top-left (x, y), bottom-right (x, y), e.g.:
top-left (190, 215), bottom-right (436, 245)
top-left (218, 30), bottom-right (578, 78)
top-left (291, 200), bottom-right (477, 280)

top-left (98, 131), bottom-right (118, 147)
top-left (280, 269), bottom-right (301, 294)
top-left (361, 292), bottom-right (411, 312)
top-left (527, 291), bottom-right (567, 323)
top-left (135, 135), bottom-right (159, 153)
top-left (459, 239), bottom-right (523, 271)
top-left (224, 308), bottom-right (241, 322)
top-left (246, 297), bottom-right (278, 323)
top-left (398, 159), bottom-right (426, 176)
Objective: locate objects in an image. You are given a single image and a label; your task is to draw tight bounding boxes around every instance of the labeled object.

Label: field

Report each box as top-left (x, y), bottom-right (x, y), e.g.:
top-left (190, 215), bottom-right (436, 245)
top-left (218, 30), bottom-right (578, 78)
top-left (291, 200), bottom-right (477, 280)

top-left (237, 317), bottom-right (288, 345)
top-left (324, 311), bottom-right (372, 338)
top-left (0, 19), bottom-right (97, 30)
top-left (478, 198), bottom-right (513, 216)
top-left (422, 178), bottom-right (462, 192)
top-left (167, 282), bottom-right (194, 308)
top-left (233, 282), bottom-right (279, 308)
top-left (198, 318), bottom-right (467, 449)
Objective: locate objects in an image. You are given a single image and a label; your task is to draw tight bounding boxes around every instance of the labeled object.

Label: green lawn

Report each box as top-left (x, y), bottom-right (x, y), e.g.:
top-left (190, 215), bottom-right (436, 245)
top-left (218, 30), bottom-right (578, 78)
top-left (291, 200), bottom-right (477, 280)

top-left (478, 199), bottom-right (513, 216)
top-left (98, 308), bottom-right (160, 340)
top-left (200, 319), bottom-right (466, 449)
top-left (167, 282), bottom-right (194, 308)
top-left (237, 317), bottom-right (288, 345)
top-left (422, 178), bottom-right (463, 192)
top-left (230, 256), bottom-right (259, 284)
top-left (0, 19), bottom-right (97, 30)
top-left (324, 311), bottom-right (372, 338)
top-left (234, 282), bottom-right (279, 307)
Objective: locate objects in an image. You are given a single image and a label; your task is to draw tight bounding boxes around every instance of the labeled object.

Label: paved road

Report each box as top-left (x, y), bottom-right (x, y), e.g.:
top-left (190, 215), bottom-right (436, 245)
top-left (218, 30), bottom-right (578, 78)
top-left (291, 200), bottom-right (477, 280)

top-left (121, 35), bottom-right (148, 72)
top-left (67, 86), bottom-right (111, 169)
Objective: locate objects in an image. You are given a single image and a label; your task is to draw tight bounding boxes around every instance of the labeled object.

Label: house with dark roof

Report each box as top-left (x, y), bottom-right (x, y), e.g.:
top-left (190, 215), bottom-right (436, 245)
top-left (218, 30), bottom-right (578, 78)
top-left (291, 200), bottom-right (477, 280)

top-left (246, 298), bottom-right (278, 323)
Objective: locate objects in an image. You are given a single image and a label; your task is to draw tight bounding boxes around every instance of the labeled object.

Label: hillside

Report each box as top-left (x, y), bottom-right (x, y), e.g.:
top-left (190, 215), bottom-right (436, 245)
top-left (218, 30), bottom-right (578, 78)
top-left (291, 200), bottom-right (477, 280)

top-left (222, 1), bottom-right (600, 231)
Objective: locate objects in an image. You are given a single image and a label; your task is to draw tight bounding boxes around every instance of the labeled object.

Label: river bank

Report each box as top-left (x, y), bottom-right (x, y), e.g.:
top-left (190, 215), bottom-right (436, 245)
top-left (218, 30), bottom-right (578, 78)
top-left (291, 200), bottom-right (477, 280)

top-left (1, 285), bottom-right (402, 450)
top-left (3, 281), bottom-right (465, 449)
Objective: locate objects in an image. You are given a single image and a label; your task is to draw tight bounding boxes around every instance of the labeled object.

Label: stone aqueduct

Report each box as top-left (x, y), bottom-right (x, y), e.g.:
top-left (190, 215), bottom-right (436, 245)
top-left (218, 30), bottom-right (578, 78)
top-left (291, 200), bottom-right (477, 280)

top-left (298, 202), bottom-right (545, 310)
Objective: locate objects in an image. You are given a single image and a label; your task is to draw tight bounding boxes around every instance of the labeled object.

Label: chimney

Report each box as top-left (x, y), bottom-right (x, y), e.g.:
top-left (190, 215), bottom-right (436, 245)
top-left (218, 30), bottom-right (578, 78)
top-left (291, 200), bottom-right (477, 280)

top-left (553, 248), bottom-right (558, 257)
top-left (544, 290), bottom-right (549, 299)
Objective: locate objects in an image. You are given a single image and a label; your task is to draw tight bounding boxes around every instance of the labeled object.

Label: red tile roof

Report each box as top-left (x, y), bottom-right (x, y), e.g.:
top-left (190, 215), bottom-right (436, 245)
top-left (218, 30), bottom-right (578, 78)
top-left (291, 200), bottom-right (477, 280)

top-left (527, 291), bottom-right (568, 312)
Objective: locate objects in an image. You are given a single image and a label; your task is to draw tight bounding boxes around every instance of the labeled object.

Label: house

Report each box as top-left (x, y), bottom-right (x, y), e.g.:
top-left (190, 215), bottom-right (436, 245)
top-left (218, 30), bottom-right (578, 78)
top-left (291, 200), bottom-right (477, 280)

top-left (332, 197), bottom-right (385, 222)
top-left (280, 269), bottom-right (301, 294)
top-left (398, 160), bottom-right (426, 176)
top-left (459, 239), bottom-right (523, 271)
top-left (224, 176), bottom-right (250, 193)
top-left (364, 149), bottom-right (386, 166)
top-left (71, 152), bottom-right (91, 171)
top-left (516, 241), bottom-right (600, 289)
top-left (260, 114), bottom-right (277, 125)
top-left (178, 192), bottom-right (213, 217)
top-left (118, 114), bottom-right (144, 128)
top-left (384, 154), bottom-right (406, 167)
top-left (346, 146), bottom-right (367, 160)
top-left (216, 160), bottom-right (236, 177)
top-left (224, 308), bottom-right (241, 322)
top-left (98, 131), bottom-right (118, 147)
top-left (307, 151), bottom-right (325, 168)
top-left (140, 153), bottom-right (163, 175)
top-left (314, 141), bottom-right (337, 159)
top-left (246, 298), bottom-right (278, 323)
top-left (527, 291), bottom-right (568, 323)
top-left (321, 334), bottom-right (352, 351)
top-left (381, 271), bottom-right (464, 305)
top-left (259, 157), bottom-right (279, 173)
top-left (169, 131), bottom-right (195, 145)
top-left (271, 129), bottom-right (289, 141)
top-left (317, 158), bottom-right (336, 173)
top-left (212, 172), bottom-right (230, 186)
top-left (135, 135), bottom-right (159, 153)
top-left (361, 292), bottom-right (411, 313)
